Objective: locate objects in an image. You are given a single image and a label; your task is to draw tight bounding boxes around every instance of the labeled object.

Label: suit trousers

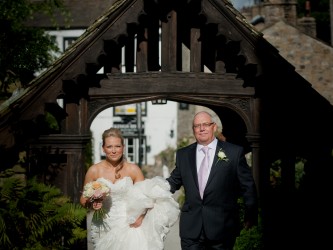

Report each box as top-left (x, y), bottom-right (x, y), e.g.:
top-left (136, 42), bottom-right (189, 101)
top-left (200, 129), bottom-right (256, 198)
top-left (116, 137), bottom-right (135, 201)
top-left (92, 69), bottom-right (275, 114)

top-left (180, 228), bottom-right (236, 250)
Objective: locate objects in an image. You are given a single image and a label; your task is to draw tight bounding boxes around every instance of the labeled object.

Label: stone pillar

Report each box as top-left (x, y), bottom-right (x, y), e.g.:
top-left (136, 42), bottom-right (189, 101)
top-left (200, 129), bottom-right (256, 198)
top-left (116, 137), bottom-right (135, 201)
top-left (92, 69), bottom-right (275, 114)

top-left (247, 133), bottom-right (261, 197)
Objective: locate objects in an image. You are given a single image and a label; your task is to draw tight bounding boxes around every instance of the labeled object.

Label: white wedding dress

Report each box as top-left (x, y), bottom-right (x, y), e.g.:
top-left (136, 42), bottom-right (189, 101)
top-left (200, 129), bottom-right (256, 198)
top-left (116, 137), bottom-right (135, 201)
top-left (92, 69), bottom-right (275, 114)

top-left (90, 176), bottom-right (180, 250)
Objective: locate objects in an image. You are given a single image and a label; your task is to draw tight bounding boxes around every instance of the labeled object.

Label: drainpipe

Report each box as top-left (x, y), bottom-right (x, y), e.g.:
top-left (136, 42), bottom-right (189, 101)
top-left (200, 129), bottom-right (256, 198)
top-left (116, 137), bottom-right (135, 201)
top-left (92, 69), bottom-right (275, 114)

top-left (331, 0), bottom-right (333, 46)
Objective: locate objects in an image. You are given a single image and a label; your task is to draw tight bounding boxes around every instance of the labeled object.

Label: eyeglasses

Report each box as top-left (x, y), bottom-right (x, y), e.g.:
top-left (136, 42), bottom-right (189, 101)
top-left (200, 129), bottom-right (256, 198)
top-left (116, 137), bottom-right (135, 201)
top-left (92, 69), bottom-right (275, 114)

top-left (193, 122), bottom-right (215, 130)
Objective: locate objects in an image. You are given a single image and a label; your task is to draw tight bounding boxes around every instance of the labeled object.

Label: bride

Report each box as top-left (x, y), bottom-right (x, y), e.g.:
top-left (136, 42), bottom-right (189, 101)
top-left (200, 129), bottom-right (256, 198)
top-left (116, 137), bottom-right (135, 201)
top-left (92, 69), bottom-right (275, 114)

top-left (80, 128), bottom-right (180, 250)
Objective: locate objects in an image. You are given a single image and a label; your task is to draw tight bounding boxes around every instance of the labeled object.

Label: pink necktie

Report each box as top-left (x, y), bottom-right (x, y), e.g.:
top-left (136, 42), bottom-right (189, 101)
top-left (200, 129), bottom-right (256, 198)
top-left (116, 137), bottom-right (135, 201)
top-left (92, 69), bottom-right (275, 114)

top-left (198, 146), bottom-right (209, 199)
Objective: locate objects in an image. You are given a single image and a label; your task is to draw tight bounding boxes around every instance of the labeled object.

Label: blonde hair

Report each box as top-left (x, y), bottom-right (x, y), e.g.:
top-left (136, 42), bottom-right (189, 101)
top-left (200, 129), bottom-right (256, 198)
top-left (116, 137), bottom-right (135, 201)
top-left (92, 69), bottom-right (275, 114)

top-left (102, 127), bottom-right (124, 179)
top-left (102, 127), bottom-right (124, 146)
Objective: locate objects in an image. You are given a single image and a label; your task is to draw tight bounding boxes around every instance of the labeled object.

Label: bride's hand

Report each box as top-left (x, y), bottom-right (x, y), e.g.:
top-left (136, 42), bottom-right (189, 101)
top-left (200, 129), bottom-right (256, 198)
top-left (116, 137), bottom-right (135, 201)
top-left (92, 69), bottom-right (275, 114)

top-left (92, 200), bottom-right (103, 210)
top-left (129, 214), bottom-right (145, 228)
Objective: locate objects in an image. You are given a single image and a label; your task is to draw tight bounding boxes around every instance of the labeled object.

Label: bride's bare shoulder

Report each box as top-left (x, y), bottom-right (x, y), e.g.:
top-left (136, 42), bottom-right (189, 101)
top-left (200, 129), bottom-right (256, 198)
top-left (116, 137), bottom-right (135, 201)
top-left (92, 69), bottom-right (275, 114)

top-left (124, 161), bottom-right (140, 171)
top-left (124, 162), bottom-right (144, 182)
top-left (87, 161), bottom-right (108, 174)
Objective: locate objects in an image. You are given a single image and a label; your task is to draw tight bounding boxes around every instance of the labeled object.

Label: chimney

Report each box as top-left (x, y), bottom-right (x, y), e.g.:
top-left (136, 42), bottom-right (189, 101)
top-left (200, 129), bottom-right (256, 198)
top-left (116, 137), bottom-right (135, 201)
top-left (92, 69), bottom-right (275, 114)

top-left (263, 0), bottom-right (298, 26)
top-left (297, 1), bottom-right (317, 38)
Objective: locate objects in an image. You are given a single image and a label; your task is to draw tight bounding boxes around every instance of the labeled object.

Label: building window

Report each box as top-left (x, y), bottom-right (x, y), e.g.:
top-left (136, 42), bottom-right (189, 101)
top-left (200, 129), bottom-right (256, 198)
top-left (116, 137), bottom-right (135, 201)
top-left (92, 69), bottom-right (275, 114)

top-left (63, 37), bottom-right (78, 51)
top-left (124, 137), bottom-right (146, 165)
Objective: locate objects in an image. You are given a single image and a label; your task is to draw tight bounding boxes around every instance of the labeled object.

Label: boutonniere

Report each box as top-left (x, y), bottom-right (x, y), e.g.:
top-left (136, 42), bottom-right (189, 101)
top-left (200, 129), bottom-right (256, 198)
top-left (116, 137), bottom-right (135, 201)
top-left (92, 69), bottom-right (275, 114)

top-left (216, 148), bottom-right (229, 165)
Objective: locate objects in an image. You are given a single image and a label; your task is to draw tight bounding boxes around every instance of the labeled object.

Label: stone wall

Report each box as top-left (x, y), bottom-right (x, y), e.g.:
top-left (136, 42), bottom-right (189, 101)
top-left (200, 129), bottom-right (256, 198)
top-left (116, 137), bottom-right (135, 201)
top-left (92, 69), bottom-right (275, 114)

top-left (262, 21), bottom-right (333, 104)
top-left (240, 1), bottom-right (333, 105)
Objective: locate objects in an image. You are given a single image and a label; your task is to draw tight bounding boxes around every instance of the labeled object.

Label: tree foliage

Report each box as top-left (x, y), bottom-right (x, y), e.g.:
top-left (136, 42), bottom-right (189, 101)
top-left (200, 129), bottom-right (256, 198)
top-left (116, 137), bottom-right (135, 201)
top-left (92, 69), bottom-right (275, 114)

top-left (0, 0), bottom-right (69, 100)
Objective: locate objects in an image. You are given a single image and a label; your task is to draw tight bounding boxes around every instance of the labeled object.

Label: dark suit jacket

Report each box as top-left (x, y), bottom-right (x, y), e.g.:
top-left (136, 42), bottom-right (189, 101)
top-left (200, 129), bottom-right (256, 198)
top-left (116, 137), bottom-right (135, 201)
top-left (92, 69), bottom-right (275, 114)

top-left (167, 139), bottom-right (258, 242)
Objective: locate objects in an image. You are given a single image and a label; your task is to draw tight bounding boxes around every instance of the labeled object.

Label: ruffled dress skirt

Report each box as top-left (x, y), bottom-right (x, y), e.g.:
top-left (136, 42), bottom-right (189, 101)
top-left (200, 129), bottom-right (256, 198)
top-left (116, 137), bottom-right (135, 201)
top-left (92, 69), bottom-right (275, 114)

top-left (90, 176), bottom-right (180, 250)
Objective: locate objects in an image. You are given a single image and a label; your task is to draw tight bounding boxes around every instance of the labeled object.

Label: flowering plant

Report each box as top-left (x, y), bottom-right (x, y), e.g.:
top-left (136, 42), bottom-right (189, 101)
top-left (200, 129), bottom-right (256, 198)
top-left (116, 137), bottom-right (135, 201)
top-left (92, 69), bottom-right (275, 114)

top-left (216, 148), bottom-right (229, 165)
top-left (82, 180), bottom-right (110, 222)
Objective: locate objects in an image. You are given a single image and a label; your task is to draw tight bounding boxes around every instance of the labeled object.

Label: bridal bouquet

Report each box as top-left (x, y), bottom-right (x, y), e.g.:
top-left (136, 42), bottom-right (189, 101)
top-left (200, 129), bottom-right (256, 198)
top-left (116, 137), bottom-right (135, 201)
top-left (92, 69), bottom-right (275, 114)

top-left (82, 180), bottom-right (110, 222)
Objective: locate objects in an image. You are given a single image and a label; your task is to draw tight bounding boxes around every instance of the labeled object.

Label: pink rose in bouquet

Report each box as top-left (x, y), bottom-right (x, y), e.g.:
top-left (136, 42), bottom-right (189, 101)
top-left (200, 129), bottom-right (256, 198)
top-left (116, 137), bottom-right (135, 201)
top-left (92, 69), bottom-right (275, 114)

top-left (82, 180), bottom-right (110, 222)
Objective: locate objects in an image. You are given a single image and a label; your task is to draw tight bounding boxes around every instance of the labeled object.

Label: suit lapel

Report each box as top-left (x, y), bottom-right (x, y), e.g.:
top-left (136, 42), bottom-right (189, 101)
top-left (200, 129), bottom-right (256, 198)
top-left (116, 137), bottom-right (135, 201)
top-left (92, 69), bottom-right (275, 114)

top-left (189, 143), bottom-right (199, 188)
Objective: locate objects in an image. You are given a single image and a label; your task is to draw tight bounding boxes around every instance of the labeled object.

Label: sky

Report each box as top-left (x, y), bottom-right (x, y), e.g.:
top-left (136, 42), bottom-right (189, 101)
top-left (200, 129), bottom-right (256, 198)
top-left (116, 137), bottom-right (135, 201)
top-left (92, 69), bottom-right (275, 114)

top-left (230, 0), bottom-right (254, 10)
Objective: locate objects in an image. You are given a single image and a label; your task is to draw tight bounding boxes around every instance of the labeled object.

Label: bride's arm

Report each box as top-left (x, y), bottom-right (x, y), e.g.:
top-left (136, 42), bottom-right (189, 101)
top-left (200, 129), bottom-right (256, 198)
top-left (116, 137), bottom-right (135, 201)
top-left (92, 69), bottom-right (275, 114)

top-left (129, 209), bottom-right (149, 228)
top-left (80, 165), bottom-right (99, 208)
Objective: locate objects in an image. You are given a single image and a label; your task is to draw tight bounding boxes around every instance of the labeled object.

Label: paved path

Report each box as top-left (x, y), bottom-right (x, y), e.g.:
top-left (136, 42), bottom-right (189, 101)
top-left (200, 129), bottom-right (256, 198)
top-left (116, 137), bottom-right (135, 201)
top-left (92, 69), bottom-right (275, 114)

top-left (164, 218), bottom-right (181, 250)
top-left (164, 190), bottom-right (181, 250)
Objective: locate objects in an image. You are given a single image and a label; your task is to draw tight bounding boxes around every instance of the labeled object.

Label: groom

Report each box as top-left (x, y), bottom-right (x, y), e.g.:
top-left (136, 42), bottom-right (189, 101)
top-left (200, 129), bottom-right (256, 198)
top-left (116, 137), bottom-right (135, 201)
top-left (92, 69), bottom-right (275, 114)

top-left (167, 111), bottom-right (258, 250)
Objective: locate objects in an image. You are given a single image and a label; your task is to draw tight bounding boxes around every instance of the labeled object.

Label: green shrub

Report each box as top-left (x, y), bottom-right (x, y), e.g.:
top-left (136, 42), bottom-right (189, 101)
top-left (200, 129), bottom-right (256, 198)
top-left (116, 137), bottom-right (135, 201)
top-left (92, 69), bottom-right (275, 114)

top-left (234, 198), bottom-right (263, 250)
top-left (0, 176), bottom-right (87, 249)
top-left (234, 223), bottom-right (263, 250)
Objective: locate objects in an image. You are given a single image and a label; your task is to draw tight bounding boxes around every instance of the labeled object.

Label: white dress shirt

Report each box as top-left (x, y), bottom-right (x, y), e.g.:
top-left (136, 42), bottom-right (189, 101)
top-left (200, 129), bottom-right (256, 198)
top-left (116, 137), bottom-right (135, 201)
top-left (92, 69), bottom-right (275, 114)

top-left (196, 138), bottom-right (218, 175)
